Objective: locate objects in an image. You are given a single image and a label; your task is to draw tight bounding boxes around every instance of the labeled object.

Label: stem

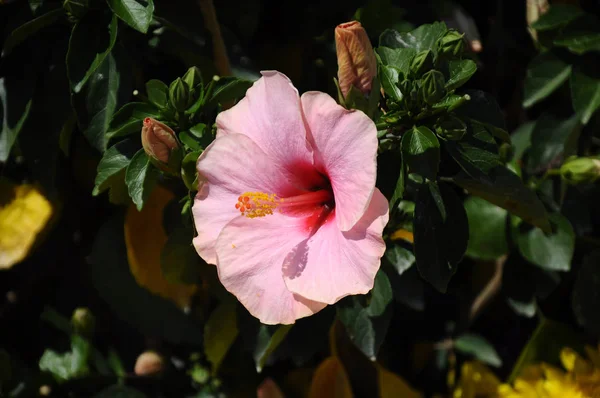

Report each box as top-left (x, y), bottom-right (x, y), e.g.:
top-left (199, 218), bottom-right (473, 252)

top-left (198, 0), bottom-right (231, 77)
top-left (469, 255), bottom-right (507, 323)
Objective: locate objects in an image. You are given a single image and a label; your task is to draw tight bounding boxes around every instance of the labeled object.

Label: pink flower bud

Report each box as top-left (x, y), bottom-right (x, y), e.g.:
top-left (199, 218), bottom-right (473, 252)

top-left (141, 118), bottom-right (180, 165)
top-left (134, 351), bottom-right (165, 376)
top-left (335, 21), bottom-right (377, 98)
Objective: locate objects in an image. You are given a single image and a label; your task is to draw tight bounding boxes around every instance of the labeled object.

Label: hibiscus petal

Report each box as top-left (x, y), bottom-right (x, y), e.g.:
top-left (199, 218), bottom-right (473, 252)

top-left (216, 71), bottom-right (313, 175)
top-left (215, 213), bottom-right (326, 324)
top-left (283, 189), bottom-right (389, 304)
top-left (192, 133), bottom-right (298, 264)
top-left (301, 92), bottom-right (378, 231)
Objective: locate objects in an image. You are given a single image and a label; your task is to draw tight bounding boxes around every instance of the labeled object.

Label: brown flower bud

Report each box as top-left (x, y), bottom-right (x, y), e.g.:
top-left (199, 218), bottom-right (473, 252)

top-left (134, 351), bottom-right (165, 376)
top-left (335, 21), bottom-right (377, 98)
top-left (141, 118), bottom-right (182, 172)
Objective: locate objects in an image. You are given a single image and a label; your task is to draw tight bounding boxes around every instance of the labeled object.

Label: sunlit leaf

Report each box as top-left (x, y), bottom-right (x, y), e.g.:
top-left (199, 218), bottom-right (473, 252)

top-left (107, 0), bottom-right (155, 34)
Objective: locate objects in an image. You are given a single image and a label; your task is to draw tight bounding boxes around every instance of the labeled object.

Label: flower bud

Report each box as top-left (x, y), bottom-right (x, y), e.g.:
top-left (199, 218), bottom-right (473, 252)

top-left (435, 115), bottom-right (466, 140)
top-left (141, 118), bottom-right (183, 174)
top-left (421, 70), bottom-right (447, 105)
top-left (134, 351), bottom-right (165, 376)
top-left (183, 66), bottom-right (203, 90)
top-left (410, 50), bottom-right (434, 77)
top-left (169, 78), bottom-right (190, 112)
top-left (71, 307), bottom-right (95, 338)
top-left (560, 157), bottom-right (600, 185)
top-left (335, 21), bottom-right (377, 98)
top-left (438, 30), bottom-right (465, 58)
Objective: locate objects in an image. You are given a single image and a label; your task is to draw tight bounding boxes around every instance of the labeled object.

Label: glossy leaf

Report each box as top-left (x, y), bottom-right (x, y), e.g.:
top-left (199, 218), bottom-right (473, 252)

top-left (0, 77), bottom-right (33, 162)
top-left (145, 79), bottom-right (169, 109)
top-left (523, 51), bottom-right (571, 108)
top-left (385, 244), bottom-right (415, 276)
top-left (401, 126), bottom-right (440, 180)
top-left (455, 333), bottom-right (502, 367)
top-left (446, 59), bottom-right (477, 91)
top-left (570, 62), bottom-right (600, 124)
top-left (413, 182), bottom-right (468, 293)
top-left (2, 8), bottom-right (63, 56)
top-left (205, 77), bottom-right (253, 109)
top-left (464, 197), bottom-right (507, 261)
top-left (379, 22), bottom-right (447, 52)
top-left (39, 335), bottom-right (90, 382)
top-left (455, 90), bottom-right (507, 132)
top-left (67, 13), bottom-right (118, 93)
top-left (446, 122), bottom-right (502, 178)
top-left (515, 213), bottom-right (575, 272)
top-left (511, 121), bottom-right (535, 161)
top-left (106, 102), bottom-right (161, 142)
top-left (254, 325), bottom-right (292, 372)
top-left (531, 4), bottom-right (582, 31)
top-left (125, 149), bottom-right (160, 210)
top-left (378, 65), bottom-right (403, 102)
top-left (554, 15), bottom-right (600, 54)
top-left (107, 0), bottom-right (155, 34)
top-left (93, 139), bottom-right (139, 196)
top-left (375, 47), bottom-right (415, 75)
top-left (572, 250), bottom-right (600, 337)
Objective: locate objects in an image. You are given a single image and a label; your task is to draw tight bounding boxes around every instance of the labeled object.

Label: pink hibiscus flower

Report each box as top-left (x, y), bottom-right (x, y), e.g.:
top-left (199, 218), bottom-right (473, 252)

top-left (192, 71), bottom-right (389, 325)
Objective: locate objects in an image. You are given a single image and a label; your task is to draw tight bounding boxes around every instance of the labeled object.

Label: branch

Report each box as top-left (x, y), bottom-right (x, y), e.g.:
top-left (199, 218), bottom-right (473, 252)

top-left (198, 0), bottom-right (232, 77)
top-left (469, 255), bottom-right (507, 322)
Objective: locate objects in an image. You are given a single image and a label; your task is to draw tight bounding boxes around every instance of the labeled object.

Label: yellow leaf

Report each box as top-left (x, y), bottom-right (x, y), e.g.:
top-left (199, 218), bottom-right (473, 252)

top-left (0, 179), bottom-right (52, 269)
top-left (378, 365), bottom-right (422, 398)
top-left (204, 300), bottom-right (238, 374)
top-left (309, 357), bottom-right (353, 398)
top-left (390, 228), bottom-right (414, 244)
top-left (124, 185), bottom-right (196, 309)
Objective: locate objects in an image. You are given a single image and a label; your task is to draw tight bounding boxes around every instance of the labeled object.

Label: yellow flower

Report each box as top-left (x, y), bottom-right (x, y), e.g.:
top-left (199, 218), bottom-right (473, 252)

top-left (453, 361), bottom-right (501, 398)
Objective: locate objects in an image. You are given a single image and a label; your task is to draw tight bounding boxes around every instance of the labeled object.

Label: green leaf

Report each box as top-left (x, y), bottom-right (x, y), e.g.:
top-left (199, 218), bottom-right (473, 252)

top-left (145, 79), bottom-right (169, 109)
top-left (511, 121), bottom-right (535, 161)
top-left (94, 385), bottom-right (147, 398)
top-left (465, 197), bottom-right (508, 261)
top-left (375, 47), bottom-right (415, 75)
top-left (337, 271), bottom-right (393, 360)
top-left (523, 51), bottom-right (571, 108)
top-left (455, 333), bottom-right (502, 367)
top-left (181, 150), bottom-right (200, 191)
top-left (254, 325), bottom-right (293, 372)
top-left (67, 13), bottom-right (118, 93)
top-left (2, 8), bottom-right (63, 56)
top-left (554, 15), bottom-right (600, 54)
top-left (39, 335), bottom-right (90, 382)
top-left (125, 149), bottom-right (160, 210)
top-left (570, 61), bottom-right (600, 124)
top-left (385, 244), bottom-right (415, 276)
top-left (515, 213), bottom-right (575, 272)
top-left (204, 300), bottom-right (239, 374)
top-left (526, 113), bottom-right (581, 174)
top-left (452, 168), bottom-right (551, 233)
top-left (74, 48), bottom-right (131, 152)
top-left (455, 90), bottom-right (507, 132)
top-left (0, 77), bottom-right (33, 162)
top-left (446, 59), bottom-right (477, 91)
top-left (107, 0), bottom-right (155, 34)
top-left (379, 22), bottom-right (447, 53)
top-left (161, 226), bottom-right (201, 285)
top-left (106, 102), bottom-right (161, 142)
top-left (401, 126), bottom-right (440, 180)
top-left (389, 157), bottom-right (405, 211)
top-left (93, 139), bottom-right (139, 195)
top-left (446, 122), bottom-right (503, 178)
top-left (205, 77), bottom-right (253, 109)
top-left (531, 4), bottom-right (582, 31)
top-left (378, 65), bottom-right (403, 102)
top-left (90, 215), bottom-right (203, 345)
top-left (413, 182), bottom-right (468, 293)
top-left (572, 250), bottom-right (600, 337)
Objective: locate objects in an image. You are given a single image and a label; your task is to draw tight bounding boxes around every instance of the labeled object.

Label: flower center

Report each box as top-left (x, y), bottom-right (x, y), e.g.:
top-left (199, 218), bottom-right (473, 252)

top-left (235, 189), bottom-right (333, 219)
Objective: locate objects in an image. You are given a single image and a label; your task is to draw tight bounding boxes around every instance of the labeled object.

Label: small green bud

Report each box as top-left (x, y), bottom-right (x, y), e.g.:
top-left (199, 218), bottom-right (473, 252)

top-left (169, 78), bottom-right (190, 112)
top-left (560, 157), bottom-right (600, 185)
top-left (71, 307), bottom-right (95, 338)
top-left (421, 70), bottom-right (447, 105)
top-left (435, 115), bottom-right (466, 140)
top-left (63, 0), bottom-right (89, 20)
top-left (183, 66), bottom-right (203, 90)
top-left (410, 50), bottom-right (434, 77)
top-left (438, 30), bottom-right (465, 58)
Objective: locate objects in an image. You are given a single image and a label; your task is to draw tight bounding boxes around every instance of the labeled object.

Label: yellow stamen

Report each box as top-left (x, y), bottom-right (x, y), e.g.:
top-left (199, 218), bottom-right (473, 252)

top-left (235, 192), bottom-right (279, 218)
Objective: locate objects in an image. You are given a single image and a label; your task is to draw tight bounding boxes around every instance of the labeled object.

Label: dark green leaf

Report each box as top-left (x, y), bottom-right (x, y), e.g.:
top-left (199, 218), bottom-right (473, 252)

top-left (523, 51), bottom-right (571, 108)
top-left (572, 250), bottom-right (600, 337)
top-left (0, 77), bottom-right (33, 162)
top-left (375, 47), bottom-right (415, 75)
top-left (452, 168), bottom-right (551, 232)
top-left (125, 149), bottom-right (160, 210)
top-left (570, 61), bottom-right (600, 124)
top-left (378, 65), bottom-right (403, 102)
top-left (455, 333), bottom-right (502, 367)
top-left (94, 385), bottom-right (147, 398)
top-left (526, 113), bottom-right (581, 174)
top-left (446, 59), bottom-right (477, 91)
top-left (254, 325), bottom-right (292, 372)
top-left (511, 121), bottom-right (535, 161)
top-left (531, 4), bottom-right (582, 31)
top-left (2, 8), bottom-right (63, 56)
top-left (515, 213), bottom-right (575, 272)
top-left (90, 215), bottom-right (203, 345)
top-left (106, 102), bottom-right (161, 141)
top-left (107, 0), bottom-right (155, 34)
top-left (465, 197), bottom-right (508, 261)
top-left (161, 227), bottom-right (202, 285)
top-left (93, 139), bottom-right (139, 195)
top-left (389, 157), bottom-right (405, 211)
top-left (205, 76), bottom-right (253, 109)
top-left (431, 94), bottom-right (469, 111)
top-left (39, 335), bottom-right (90, 382)
top-left (413, 182), bottom-right (468, 293)
top-left (385, 244), bottom-right (415, 275)
top-left (365, 271), bottom-right (393, 317)
top-left (446, 122), bottom-right (502, 178)
top-left (181, 150), bottom-right (200, 191)
top-left (145, 79), bottom-right (169, 109)
top-left (554, 15), bottom-right (600, 54)
top-left (455, 90), bottom-right (507, 132)
top-left (379, 22), bottom-right (447, 52)
top-left (401, 126), bottom-right (440, 180)
top-left (67, 13), bottom-right (118, 93)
